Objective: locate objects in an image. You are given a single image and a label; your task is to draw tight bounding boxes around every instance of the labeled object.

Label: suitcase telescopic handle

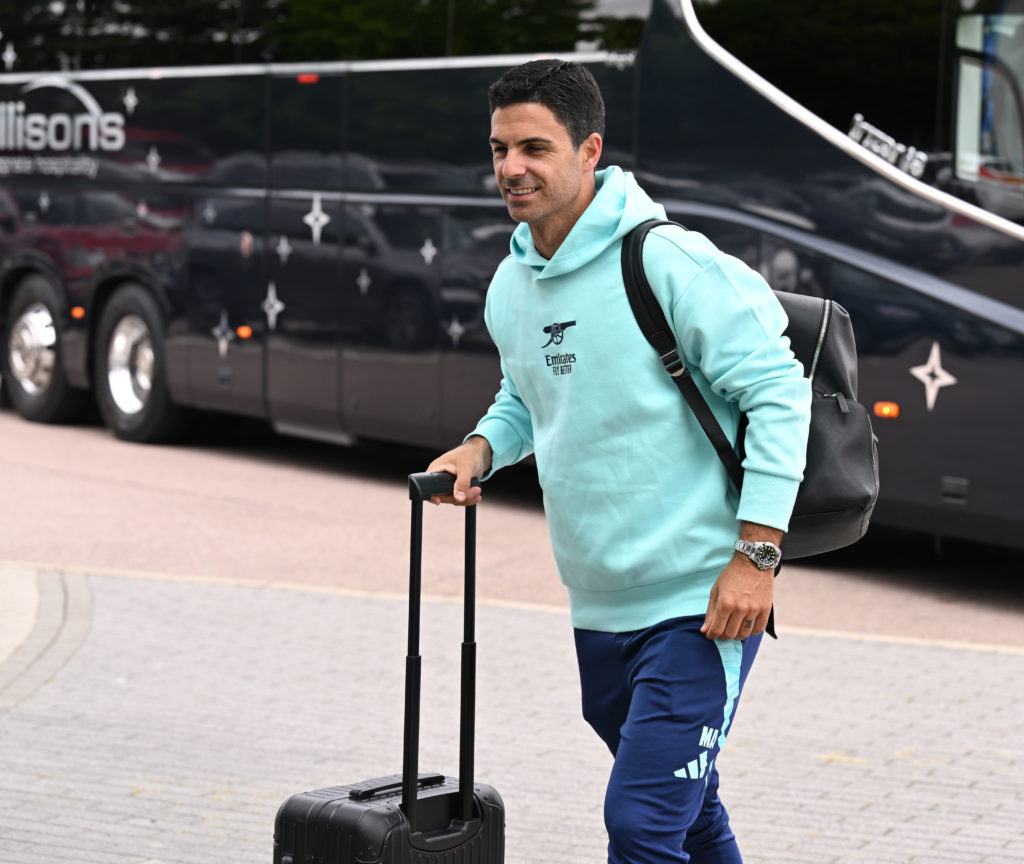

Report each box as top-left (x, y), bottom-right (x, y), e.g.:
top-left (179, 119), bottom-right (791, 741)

top-left (408, 471), bottom-right (470, 502)
top-left (403, 472), bottom-right (479, 832)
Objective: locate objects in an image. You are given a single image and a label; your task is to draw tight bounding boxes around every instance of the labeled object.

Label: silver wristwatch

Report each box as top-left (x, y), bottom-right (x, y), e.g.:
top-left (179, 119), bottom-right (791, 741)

top-left (734, 539), bottom-right (782, 570)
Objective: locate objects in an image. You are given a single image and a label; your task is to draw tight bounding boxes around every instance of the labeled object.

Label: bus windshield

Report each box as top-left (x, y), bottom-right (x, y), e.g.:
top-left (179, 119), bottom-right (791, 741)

top-left (955, 13), bottom-right (1024, 195)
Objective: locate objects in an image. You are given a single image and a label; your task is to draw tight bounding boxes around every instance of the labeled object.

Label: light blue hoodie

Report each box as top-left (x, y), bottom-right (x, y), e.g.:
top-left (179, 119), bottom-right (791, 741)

top-left (471, 166), bottom-right (811, 632)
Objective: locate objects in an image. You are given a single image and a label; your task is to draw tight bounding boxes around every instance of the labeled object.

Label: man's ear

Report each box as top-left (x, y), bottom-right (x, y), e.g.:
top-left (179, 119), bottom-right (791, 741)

top-left (580, 132), bottom-right (603, 171)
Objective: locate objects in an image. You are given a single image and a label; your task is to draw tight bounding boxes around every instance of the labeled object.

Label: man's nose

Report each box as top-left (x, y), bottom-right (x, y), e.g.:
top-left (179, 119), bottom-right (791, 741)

top-left (502, 149), bottom-right (526, 178)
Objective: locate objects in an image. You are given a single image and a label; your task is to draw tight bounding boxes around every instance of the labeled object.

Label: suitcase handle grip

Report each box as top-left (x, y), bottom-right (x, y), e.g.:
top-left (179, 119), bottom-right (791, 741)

top-left (409, 471), bottom-right (479, 501)
top-left (348, 772), bottom-right (445, 801)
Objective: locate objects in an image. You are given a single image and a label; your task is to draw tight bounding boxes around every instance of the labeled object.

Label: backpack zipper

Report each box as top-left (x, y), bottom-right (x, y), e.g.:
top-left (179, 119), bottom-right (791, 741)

top-left (808, 299), bottom-right (832, 384)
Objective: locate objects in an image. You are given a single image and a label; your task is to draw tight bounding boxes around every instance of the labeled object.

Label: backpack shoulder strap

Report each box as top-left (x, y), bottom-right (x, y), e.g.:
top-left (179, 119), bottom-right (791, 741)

top-left (621, 219), bottom-right (745, 492)
top-left (621, 219), bottom-right (680, 370)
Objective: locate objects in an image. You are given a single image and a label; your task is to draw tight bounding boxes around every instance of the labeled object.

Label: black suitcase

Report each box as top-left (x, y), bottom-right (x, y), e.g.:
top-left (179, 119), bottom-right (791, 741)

top-left (273, 472), bottom-right (506, 864)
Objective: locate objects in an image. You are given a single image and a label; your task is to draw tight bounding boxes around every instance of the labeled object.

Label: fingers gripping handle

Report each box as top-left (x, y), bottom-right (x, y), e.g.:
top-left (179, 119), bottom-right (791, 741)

top-left (409, 471), bottom-right (479, 501)
top-left (403, 472), bottom-right (479, 831)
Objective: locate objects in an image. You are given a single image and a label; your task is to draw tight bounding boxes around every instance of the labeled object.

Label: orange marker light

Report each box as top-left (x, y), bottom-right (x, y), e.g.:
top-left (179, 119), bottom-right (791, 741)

top-left (236, 325), bottom-right (253, 340)
top-left (297, 74), bottom-right (319, 84)
top-left (70, 306), bottom-right (86, 320)
top-left (874, 401), bottom-right (900, 419)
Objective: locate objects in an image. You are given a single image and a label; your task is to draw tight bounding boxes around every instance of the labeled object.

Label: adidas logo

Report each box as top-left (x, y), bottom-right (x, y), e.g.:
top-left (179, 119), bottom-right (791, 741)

top-left (673, 725), bottom-right (720, 781)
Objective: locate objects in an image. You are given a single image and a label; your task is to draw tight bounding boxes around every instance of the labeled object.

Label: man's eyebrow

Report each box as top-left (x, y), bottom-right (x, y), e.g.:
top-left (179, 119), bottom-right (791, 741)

top-left (489, 136), bottom-right (555, 147)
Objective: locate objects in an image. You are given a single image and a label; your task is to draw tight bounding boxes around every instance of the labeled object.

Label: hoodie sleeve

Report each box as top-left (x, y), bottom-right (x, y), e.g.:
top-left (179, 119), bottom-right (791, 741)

top-left (467, 359), bottom-right (535, 480)
top-left (644, 229), bottom-right (812, 532)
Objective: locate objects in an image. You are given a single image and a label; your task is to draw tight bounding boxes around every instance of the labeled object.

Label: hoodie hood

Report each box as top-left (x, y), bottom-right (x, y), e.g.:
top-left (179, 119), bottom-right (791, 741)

top-left (509, 165), bottom-right (667, 279)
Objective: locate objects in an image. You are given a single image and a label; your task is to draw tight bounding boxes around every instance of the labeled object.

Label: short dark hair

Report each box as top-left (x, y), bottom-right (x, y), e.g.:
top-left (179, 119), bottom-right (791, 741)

top-left (488, 60), bottom-right (605, 150)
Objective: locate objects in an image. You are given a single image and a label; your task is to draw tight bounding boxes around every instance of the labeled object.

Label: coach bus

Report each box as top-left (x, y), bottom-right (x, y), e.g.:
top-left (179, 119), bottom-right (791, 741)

top-left (1, 0), bottom-right (1022, 550)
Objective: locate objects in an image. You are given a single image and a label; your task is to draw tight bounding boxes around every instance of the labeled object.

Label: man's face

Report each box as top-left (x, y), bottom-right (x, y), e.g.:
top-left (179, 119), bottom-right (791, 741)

top-left (489, 102), bottom-right (599, 245)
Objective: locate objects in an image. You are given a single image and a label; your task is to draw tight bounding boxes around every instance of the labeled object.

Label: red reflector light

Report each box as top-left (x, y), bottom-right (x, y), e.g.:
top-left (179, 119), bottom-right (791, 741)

top-left (236, 325), bottom-right (253, 340)
top-left (874, 401), bottom-right (900, 419)
top-left (297, 74), bottom-right (319, 84)
top-left (70, 306), bottom-right (86, 320)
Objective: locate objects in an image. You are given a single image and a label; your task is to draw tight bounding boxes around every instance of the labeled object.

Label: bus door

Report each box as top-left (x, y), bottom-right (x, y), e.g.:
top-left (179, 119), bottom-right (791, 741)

top-left (264, 73), bottom-right (350, 436)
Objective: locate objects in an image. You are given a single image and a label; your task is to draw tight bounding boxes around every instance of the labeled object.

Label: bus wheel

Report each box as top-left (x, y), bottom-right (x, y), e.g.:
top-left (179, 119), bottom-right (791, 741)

top-left (94, 284), bottom-right (192, 442)
top-left (3, 274), bottom-right (89, 423)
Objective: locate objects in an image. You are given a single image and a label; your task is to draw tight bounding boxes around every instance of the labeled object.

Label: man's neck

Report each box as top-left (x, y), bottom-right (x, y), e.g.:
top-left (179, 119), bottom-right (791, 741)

top-left (529, 188), bottom-right (596, 259)
top-left (529, 224), bottom-right (569, 260)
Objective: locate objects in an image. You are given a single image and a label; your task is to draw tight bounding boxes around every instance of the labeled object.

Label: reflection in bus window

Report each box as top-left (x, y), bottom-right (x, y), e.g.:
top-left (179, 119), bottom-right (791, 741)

top-left (759, 240), bottom-right (827, 299)
top-left (374, 209), bottom-right (474, 252)
top-left (0, 192), bottom-right (17, 232)
top-left (695, 1), bottom-right (946, 155)
top-left (678, 216), bottom-right (828, 298)
top-left (79, 192), bottom-right (137, 225)
top-left (11, 191), bottom-right (74, 226)
top-left (5, 2), bottom-right (647, 71)
top-left (955, 13), bottom-right (1024, 212)
top-left (680, 217), bottom-right (759, 269)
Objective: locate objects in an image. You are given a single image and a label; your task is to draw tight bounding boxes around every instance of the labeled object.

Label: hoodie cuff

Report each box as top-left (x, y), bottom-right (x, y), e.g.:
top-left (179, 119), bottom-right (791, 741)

top-left (466, 417), bottom-right (531, 481)
top-left (736, 471), bottom-right (802, 534)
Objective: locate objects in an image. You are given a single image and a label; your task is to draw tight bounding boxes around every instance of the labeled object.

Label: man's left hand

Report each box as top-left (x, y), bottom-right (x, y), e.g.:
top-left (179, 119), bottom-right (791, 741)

top-left (701, 555), bottom-right (775, 641)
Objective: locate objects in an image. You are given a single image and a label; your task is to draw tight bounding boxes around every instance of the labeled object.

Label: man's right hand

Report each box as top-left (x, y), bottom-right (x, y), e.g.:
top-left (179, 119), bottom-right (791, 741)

top-left (425, 436), bottom-right (493, 506)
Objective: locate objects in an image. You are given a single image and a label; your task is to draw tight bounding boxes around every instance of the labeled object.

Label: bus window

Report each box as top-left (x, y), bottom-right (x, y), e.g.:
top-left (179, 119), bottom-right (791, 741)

top-left (694, 0), bottom-right (946, 156)
top-left (0, 191), bottom-right (17, 233)
top-left (678, 216), bottom-right (828, 298)
top-left (954, 12), bottom-right (1024, 215)
top-left (4, 1), bottom-right (649, 71)
top-left (759, 239), bottom-right (828, 299)
top-left (680, 216), bottom-right (759, 269)
top-left (266, 1), bottom-right (645, 61)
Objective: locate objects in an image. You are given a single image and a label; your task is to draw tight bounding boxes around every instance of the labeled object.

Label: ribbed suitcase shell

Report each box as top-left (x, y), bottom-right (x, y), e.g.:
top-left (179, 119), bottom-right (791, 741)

top-left (274, 776), bottom-right (504, 864)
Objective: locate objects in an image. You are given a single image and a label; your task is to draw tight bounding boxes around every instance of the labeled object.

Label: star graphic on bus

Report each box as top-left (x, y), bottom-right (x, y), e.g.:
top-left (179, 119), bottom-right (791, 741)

top-left (356, 268), bottom-right (373, 296)
top-left (909, 340), bottom-right (957, 411)
top-left (212, 311), bottom-right (235, 358)
top-left (420, 237), bottom-right (438, 265)
top-left (262, 282), bottom-right (285, 330)
top-left (303, 194), bottom-right (331, 245)
top-left (123, 87), bottom-right (138, 114)
top-left (276, 235), bottom-right (292, 265)
top-left (447, 316), bottom-right (466, 347)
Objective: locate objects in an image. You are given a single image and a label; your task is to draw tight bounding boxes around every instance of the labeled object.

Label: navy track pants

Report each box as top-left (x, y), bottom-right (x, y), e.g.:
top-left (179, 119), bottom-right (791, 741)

top-left (574, 615), bottom-right (761, 864)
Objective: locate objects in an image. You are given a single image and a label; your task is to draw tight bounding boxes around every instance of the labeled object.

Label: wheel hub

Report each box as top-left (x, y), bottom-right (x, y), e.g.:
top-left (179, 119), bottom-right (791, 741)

top-left (7, 302), bottom-right (57, 396)
top-left (106, 314), bottom-right (153, 416)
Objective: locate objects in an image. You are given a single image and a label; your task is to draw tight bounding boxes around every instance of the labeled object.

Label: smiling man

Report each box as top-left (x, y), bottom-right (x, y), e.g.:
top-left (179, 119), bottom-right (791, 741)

top-left (489, 92), bottom-right (601, 257)
top-left (427, 60), bottom-right (810, 864)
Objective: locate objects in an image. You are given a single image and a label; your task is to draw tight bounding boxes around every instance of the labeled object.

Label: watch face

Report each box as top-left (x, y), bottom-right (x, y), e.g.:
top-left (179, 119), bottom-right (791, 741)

top-left (754, 544), bottom-right (780, 567)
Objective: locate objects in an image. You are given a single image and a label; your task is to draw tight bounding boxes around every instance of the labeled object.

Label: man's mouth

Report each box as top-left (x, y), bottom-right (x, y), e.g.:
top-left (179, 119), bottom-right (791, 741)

top-left (506, 186), bottom-right (538, 197)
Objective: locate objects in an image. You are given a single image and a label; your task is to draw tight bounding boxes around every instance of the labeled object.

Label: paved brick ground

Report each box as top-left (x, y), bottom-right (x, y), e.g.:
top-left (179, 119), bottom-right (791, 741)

top-left (0, 566), bottom-right (1022, 863)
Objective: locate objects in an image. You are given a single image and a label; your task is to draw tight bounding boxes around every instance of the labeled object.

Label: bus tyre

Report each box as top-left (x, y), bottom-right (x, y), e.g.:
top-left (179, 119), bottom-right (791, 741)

top-left (94, 284), bottom-right (193, 443)
top-left (3, 274), bottom-right (89, 424)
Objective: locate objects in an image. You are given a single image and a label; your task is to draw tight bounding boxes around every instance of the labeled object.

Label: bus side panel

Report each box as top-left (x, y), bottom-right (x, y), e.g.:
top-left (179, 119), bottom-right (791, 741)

top-left (637, 0), bottom-right (1024, 548)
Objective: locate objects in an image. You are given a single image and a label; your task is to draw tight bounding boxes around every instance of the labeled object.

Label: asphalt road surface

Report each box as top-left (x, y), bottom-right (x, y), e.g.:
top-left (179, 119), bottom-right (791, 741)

top-left (2, 406), bottom-right (1023, 649)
